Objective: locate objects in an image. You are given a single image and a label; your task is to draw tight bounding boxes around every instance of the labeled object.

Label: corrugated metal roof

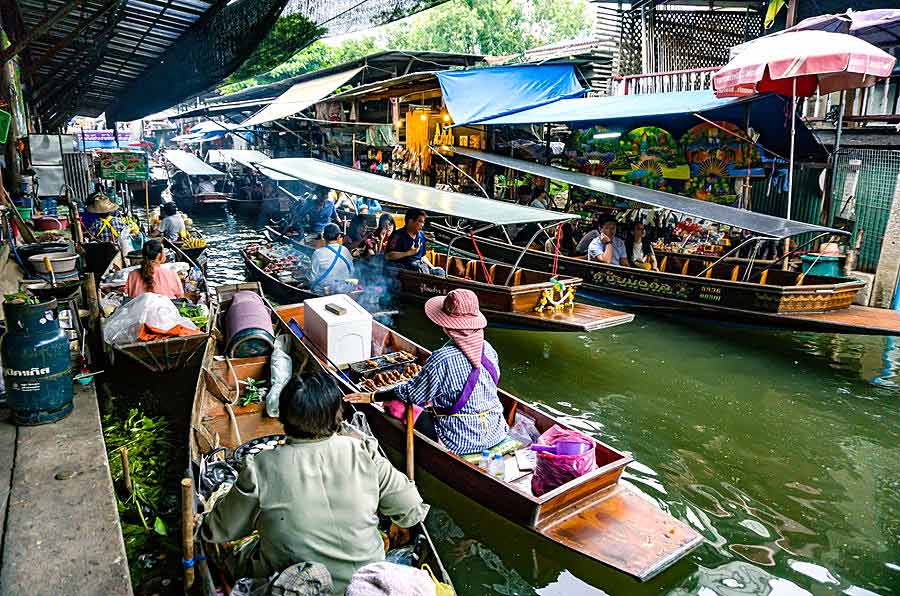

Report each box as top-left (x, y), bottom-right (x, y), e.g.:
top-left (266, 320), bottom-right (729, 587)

top-left (17, 0), bottom-right (223, 124)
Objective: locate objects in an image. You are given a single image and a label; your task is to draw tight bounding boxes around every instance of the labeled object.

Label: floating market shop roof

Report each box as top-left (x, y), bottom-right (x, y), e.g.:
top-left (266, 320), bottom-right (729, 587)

top-left (455, 149), bottom-right (845, 238)
top-left (258, 158), bottom-right (577, 225)
top-left (240, 67), bottom-right (364, 127)
top-left (437, 64), bottom-right (586, 126)
top-left (162, 150), bottom-right (226, 177)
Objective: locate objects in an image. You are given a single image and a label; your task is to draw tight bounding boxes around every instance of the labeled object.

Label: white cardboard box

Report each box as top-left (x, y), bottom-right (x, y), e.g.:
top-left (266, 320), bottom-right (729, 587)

top-left (303, 294), bottom-right (372, 366)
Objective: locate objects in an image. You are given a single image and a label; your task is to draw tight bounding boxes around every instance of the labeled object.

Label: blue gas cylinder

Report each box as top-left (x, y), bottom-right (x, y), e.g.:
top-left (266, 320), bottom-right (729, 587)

top-left (2, 299), bottom-right (73, 425)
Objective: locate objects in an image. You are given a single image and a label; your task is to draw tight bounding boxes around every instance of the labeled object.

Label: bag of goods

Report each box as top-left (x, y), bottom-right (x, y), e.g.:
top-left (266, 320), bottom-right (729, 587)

top-left (265, 334), bottom-right (293, 418)
top-left (531, 425), bottom-right (596, 497)
top-left (103, 292), bottom-right (199, 345)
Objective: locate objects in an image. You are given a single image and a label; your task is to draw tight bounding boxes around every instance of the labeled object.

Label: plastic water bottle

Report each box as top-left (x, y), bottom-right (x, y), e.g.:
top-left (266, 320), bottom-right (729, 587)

top-left (478, 450), bottom-right (491, 471)
top-left (491, 453), bottom-right (505, 480)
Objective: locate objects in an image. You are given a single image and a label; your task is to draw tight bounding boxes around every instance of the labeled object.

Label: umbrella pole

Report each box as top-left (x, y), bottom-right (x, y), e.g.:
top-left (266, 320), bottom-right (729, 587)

top-left (784, 79), bottom-right (797, 269)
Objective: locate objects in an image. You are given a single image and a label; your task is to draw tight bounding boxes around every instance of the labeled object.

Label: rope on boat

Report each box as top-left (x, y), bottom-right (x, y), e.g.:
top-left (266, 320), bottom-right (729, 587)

top-left (468, 232), bottom-right (494, 284)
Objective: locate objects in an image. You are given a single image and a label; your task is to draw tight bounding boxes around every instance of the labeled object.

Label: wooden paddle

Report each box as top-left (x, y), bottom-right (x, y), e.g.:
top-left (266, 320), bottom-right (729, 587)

top-left (406, 405), bottom-right (415, 481)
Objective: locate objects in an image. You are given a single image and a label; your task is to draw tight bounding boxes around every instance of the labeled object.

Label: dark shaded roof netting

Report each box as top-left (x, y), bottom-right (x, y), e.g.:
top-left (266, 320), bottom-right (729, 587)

top-left (285, 0), bottom-right (449, 36)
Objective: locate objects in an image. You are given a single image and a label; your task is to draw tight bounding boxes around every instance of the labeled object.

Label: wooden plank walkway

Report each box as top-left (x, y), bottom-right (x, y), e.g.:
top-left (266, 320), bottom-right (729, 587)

top-left (0, 383), bottom-right (133, 596)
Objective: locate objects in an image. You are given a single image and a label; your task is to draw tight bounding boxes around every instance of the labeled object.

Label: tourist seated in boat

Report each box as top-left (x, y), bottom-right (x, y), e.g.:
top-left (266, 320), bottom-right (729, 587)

top-left (125, 240), bottom-right (184, 299)
top-left (87, 197), bottom-right (129, 244)
top-left (290, 189), bottom-right (339, 236)
top-left (308, 223), bottom-right (355, 293)
top-left (587, 219), bottom-right (629, 266)
top-left (202, 372), bottom-right (428, 593)
top-left (345, 289), bottom-right (509, 456)
top-left (386, 209), bottom-right (446, 275)
top-left (154, 201), bottom-right (186, 242)
top-left (625, 221), bottom-right (658, 271)
top-left (543, 222), bottom-right (577, 256)
top-left (529, 188), bottom-right (549, 210)
top-left (371, 213), bottom-right (395, 254)
top-left (196, 176), bottom-right (216, 194)
top-left (344, 214), bottom-right (374, 258)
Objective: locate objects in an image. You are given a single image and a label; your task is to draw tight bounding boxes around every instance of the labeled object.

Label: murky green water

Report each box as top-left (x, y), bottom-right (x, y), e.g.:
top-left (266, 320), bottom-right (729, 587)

top-left (194, 211), bottom-right (900, 596)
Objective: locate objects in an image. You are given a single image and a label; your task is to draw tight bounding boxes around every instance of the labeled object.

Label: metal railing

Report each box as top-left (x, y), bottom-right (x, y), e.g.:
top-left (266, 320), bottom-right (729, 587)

top-left (612, 67), bottom-right (719, 96)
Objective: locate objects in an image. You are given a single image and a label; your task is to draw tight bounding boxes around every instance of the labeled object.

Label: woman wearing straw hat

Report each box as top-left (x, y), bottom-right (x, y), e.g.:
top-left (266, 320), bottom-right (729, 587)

top-left (346, 289), bottom-right (509, 455)
top-left (86, 196), bottom-right (128, 244)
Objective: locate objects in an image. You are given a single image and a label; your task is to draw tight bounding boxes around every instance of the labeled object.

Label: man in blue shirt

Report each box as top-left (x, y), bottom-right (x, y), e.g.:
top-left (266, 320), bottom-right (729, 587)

top-left (587, 218), bottom-right (629, 266)
top-left (356, 196), bottom-right (382, 215)
top-left (385, 208), bottom-right (427, 270)
top-left (292, 191), bottom-right (337, 235)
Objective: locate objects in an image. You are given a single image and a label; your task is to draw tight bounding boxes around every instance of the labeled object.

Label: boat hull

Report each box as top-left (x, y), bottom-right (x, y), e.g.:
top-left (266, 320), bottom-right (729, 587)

top-left (276, 303), bottom-right (703, 580)
top-left (431, 224), bottom-right (883, 333)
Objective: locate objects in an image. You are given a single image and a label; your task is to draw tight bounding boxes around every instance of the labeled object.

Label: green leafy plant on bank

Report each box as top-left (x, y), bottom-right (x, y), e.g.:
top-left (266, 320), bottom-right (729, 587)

top-left (103, 409), bottom-right (177, 582)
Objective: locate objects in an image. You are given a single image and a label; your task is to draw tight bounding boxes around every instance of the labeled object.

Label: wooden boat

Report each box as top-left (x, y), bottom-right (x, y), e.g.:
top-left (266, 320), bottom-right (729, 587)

top-left (426, 223), bottom-right (900, 335)
top-left (224, 195), bottom-right (284, 217)
top-left (266, 226), bottom-right (634, 333)
top-left (172, 190), bottom-right (228, 213)
top-left (187, 283), bottom-right (454, 593)
top-left (101, 261), bottom-right (212, 373)
top-left (276, 302), bottom-right (702, 581)
top-left (241, 245), bottom-right (328, 305)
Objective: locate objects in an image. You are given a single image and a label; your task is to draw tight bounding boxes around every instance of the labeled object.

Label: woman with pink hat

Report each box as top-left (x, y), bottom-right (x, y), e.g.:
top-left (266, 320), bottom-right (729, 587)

top-left (346, 289), bottom-right (509, 455)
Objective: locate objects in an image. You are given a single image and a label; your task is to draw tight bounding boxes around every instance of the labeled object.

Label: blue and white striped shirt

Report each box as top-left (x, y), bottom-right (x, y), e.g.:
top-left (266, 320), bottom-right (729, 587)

top-left (395, 341), bottom-right (509, 455)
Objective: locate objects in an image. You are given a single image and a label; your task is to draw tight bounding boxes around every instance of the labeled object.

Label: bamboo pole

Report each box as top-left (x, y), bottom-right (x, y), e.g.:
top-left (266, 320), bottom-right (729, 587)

top-left (405, 405), bottom-right (415, 481)
top-left (119, 447), bottom-right (132, 495)
top-left (181, 477), bottom-right (195, 590)
top-left (144, 180), bottom-right (150, 233)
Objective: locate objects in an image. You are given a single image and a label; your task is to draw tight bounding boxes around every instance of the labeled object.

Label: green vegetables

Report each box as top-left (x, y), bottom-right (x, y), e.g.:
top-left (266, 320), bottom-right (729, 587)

top-left (3, 291), bottom-right (39, 305)
top-left (103, 409), bottom-right (177, 584)
top-left (239, 377), bottom-right (266, 406)
top-left (177, 302), bottom-right (208, 328)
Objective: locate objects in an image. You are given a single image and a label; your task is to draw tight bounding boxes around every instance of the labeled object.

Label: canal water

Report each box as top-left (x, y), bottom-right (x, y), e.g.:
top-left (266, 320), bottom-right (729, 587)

top-left (195, 211), bottom-right (899, 596)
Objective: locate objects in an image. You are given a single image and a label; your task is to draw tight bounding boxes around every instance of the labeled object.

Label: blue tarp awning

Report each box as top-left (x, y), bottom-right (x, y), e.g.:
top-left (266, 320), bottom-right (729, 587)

top-left (475, 90), bottom-right (824, 160)
top-left (437, 64), bottom-right (585, 126)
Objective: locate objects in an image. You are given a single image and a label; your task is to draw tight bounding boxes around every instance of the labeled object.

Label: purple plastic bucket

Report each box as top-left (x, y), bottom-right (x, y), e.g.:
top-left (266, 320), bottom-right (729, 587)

top-left (225, 291), bottom-right (275, 358)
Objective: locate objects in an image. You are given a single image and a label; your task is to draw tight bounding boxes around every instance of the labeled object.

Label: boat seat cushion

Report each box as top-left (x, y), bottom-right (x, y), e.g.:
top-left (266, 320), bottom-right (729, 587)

top-left (460, 436), bottom-right (523, 464)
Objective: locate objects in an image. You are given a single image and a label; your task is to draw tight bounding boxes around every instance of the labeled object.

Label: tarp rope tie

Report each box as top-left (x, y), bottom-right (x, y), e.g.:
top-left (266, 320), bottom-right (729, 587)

top-left (469, 232), bottom-right (494, 284)
top-left (552, 222), bottom-right (563, 276)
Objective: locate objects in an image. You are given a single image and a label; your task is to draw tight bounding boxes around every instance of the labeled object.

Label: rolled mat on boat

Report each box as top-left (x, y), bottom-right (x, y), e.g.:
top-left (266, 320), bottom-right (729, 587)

top-left (225, 291), bottom-right (275, 358)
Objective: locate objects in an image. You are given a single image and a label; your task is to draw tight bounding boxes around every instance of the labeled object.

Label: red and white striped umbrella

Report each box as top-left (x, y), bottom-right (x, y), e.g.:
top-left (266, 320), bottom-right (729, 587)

top-left (713, 30), bottom-right (895, 98)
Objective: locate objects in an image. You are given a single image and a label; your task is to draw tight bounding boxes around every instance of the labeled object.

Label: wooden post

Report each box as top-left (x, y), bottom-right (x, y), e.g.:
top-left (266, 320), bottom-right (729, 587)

top-left (119, 447), bottom-right (132, 495)
top-left (181, 477), bottom-right (195, 590)
top-left (405, 405), bottom-right (415, 481)
top-left (82, 272), bottom-right (103, 366)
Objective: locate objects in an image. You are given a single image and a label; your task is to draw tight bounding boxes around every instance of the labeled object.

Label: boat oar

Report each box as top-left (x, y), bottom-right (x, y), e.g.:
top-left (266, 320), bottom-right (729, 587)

top-left (406, 404), bottom-right (415, 481)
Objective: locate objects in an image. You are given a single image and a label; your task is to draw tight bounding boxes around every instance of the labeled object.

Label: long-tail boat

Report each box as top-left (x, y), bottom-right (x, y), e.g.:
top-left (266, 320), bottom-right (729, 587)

top-left (274, 300), bottom-right (702, 581)
top-left (186, 284), bottom-right (454, 593)
top-left (433, 149), bottom-right (900, 336)
top-left (161, 149), bottom-right (228, 213)
top-left (256, 159), bottom-right (634, 333)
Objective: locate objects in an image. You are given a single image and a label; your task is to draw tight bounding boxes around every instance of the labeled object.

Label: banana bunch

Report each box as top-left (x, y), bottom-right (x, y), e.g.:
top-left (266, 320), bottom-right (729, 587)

top-left (182, 238), bottom-right (207, 249)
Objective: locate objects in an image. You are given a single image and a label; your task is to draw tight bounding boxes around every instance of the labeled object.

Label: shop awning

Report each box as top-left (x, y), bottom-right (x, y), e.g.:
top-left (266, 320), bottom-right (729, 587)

top-left (472, 90), bottom-right (823, 159)
top-left (162, 150), bottom-right (226, 177)
top-left (257, 158), bottom-right (577, 225)
top-left (455, 149), bottom-right (843, 238)
top-left (207, 149), bottom-right (295, 181)
top-left (437, 64), bottom-right (585, 126)
top-left (240, 67), bottom-right (364, 127)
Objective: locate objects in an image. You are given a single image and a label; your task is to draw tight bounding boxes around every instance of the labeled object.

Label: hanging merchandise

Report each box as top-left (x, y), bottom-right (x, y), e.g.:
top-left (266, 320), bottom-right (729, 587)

top-left (405, 110), bottom-right (432, 173)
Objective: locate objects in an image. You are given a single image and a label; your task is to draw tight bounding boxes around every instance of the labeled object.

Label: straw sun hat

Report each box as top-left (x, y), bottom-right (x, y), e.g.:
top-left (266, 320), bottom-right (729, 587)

top-left (424, 289), bottom-right (487, 330)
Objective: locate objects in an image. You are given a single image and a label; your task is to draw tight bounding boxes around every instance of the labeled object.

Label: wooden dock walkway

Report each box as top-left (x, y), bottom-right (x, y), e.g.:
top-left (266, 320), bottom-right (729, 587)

top-left (0, 383), bottom-right (133, 596)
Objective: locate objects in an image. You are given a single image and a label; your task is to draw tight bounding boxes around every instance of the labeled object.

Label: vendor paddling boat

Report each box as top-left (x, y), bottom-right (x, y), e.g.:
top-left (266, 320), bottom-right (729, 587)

top-left (274, 301), bottom-right (702, 581)
top-left (428, 149), bottom-right (900, 336)
top-left (186, 284), bottom-right (454, 594)
top-left (256, 158), bottom-right (634, 333)
top-left (208, 149), bottom-right (292, 217)
top-left (161, 149), bottom-right (228, 213)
